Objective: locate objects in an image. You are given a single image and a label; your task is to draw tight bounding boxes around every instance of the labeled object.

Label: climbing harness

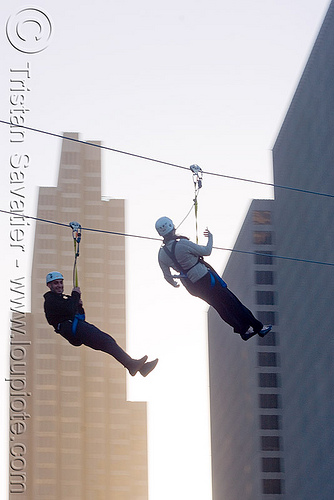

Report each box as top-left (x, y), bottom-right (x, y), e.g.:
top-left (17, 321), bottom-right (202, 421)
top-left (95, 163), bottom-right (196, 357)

top-left (190, 164), bottom-right (203, 243)
top-left (204, 260), bottom-right (227, 288)
top-left (163, 238), bottom-right (196, 280)
top-left (71, 313), bottom-right (85, 335)
top-left (69, 221), bottom-right (82, 287)
top-left (163, 238), bottom-right (227, 288)
top-left (69, 221), bottom-right (85, 334)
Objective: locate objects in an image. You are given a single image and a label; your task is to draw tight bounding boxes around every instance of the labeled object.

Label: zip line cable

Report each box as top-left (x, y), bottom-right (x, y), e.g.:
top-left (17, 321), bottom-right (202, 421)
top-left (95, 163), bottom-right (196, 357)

top-left (2, 122), bottom-right (334, 266)
top-left (1, 209), bottom-right (161, 242)
top-left (1, 120), bottom-right (334, 199)
top-left (0, 120), bottom-right (188, 171)
top-left (213, 246), bottom-right (334, 266)
top-left (2, 208), bottom-right (334, 268)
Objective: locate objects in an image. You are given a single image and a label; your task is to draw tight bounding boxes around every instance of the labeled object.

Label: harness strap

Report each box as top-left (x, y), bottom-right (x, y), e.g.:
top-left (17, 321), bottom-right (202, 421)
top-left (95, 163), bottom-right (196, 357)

top-left (69, 221), bottom-right (82, 287)
top-left (163, 239), bottom-right (201, 278)
top-left (204, 261), bottom-right (227, 288)
top-left (163, 239), bottom-right (227, 288)
top-left (71, 313), bottom-right (85, 335)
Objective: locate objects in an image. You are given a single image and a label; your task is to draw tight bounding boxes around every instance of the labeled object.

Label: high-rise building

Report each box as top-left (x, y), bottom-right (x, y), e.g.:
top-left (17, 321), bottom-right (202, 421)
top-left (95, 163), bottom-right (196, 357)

top-left (272, 0), bottom-right (334, 496)
top-left (9, 134), bottom-right (149, 499)
top-left (209, 199), bottom-right (282, 499)
top-left (208, 1), bottom-right (334, 499)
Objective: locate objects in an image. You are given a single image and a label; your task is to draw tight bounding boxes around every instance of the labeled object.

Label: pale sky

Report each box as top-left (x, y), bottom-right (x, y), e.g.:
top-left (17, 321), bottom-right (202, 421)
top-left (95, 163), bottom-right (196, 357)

top-left (0, 1), bottom-right (331, 499)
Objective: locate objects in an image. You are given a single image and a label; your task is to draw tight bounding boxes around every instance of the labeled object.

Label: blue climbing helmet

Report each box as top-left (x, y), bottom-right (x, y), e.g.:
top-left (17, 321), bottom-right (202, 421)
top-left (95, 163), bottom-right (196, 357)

top-left (46, 271), bottom-right (64, 284)
top-left (155, 217), bottom-right (174, 237)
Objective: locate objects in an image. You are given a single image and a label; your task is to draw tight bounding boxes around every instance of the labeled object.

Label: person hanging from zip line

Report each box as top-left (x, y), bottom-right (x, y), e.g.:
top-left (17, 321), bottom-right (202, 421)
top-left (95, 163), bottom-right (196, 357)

top-left (43, 272), bottom-right (158, 376)
top-left (155, 217), bottom-right (272, 341)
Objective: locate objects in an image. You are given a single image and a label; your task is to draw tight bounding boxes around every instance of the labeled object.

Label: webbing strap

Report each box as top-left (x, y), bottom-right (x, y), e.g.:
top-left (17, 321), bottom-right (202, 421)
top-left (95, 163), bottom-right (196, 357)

top-left (69, 222), bottom-right (82, 287)
top-left (73, 240), bottom-right (79, 287)
top-left (194, 194), bottom-right (199, 244)
top-left (163, 241), bottom-right (187, 275)
top-left (162, 239), bottom-right (200, 277)
top-left (205, 261), bottom-right (227, 288)
top-left (71, 313), bottom-right (85, 335)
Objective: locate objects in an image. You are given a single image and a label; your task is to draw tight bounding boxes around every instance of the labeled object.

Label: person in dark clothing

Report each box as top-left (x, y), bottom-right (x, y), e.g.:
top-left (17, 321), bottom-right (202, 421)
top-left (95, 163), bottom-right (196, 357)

top-left (155, 217), bottom-right (272, 341)
top-left (44, 271), bottom-right (158, 376)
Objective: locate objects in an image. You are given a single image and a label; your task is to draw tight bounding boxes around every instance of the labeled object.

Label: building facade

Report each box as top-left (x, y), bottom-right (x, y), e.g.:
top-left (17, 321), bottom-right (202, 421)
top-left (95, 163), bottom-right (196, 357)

top-left (9, 134), bottom-right (149, 499)
top-left (209, 199), bottom-right (283, 499)
top-left (209, 1), bottom-right (334, 499)
top-left (273, 0), bottom-right (334, 497)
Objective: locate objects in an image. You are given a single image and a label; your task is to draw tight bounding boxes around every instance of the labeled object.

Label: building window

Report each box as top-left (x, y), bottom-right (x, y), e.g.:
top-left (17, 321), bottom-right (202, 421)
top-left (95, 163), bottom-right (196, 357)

top-left (261, 436), bottom-right (281, 451)
top-left (258, 352), bottom-right (278, 367)
top-left (254, 252), bottom-right (273, 265)
top-left (259, 394), bottom-right (281, 409)
top-left (258, 373), bottom-right (280, 388)
top-left (262, 457), bottom-right (282, 473)
top-left (253, 211), bottom-right (271, 225)
top-left (260, 415), bottom-right (280, 430)
top-left (262, 478), bottom-right (282, 494)
top-left (258, 332), bottom-right (278, 346)
top-left (256, 291), bottom-right (275, 305)
top-left (253, 231), bottom-right (273, 245)
top-left (255, 271), bottom-right (274, 285)
top-left (257, 311), bottom-right (276, 325)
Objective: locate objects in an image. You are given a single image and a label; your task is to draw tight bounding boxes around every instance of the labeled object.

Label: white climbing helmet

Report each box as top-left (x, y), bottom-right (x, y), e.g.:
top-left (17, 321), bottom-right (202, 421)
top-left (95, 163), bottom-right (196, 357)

top-left (155, 217), bottom-right (175, 237)
top-left (46, 271), bottom-right (64, 284)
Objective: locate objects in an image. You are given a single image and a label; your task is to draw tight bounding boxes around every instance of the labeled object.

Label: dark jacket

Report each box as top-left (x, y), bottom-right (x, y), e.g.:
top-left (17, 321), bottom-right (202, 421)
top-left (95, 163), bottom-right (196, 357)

top-left (44, 290), bottom-right (85, 330)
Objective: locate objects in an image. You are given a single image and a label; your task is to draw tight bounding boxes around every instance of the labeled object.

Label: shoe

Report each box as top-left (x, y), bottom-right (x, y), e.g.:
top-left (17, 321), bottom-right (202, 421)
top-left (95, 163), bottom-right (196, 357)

top-left (139, 358), bottom-right (159, 377)
top-left (240, 327), bottom-right (256, 341)
top-left (129, 355), bottom-right (148, 376)
top-left (258, 325), bottom-right (272, 338)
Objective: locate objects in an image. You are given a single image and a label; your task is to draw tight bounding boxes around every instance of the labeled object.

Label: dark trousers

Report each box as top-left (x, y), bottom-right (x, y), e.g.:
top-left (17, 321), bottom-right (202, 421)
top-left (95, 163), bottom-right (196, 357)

top-left (184, 272), bottom-right (263, 335)
top-left (57, 320), bottom-right (133, 368)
